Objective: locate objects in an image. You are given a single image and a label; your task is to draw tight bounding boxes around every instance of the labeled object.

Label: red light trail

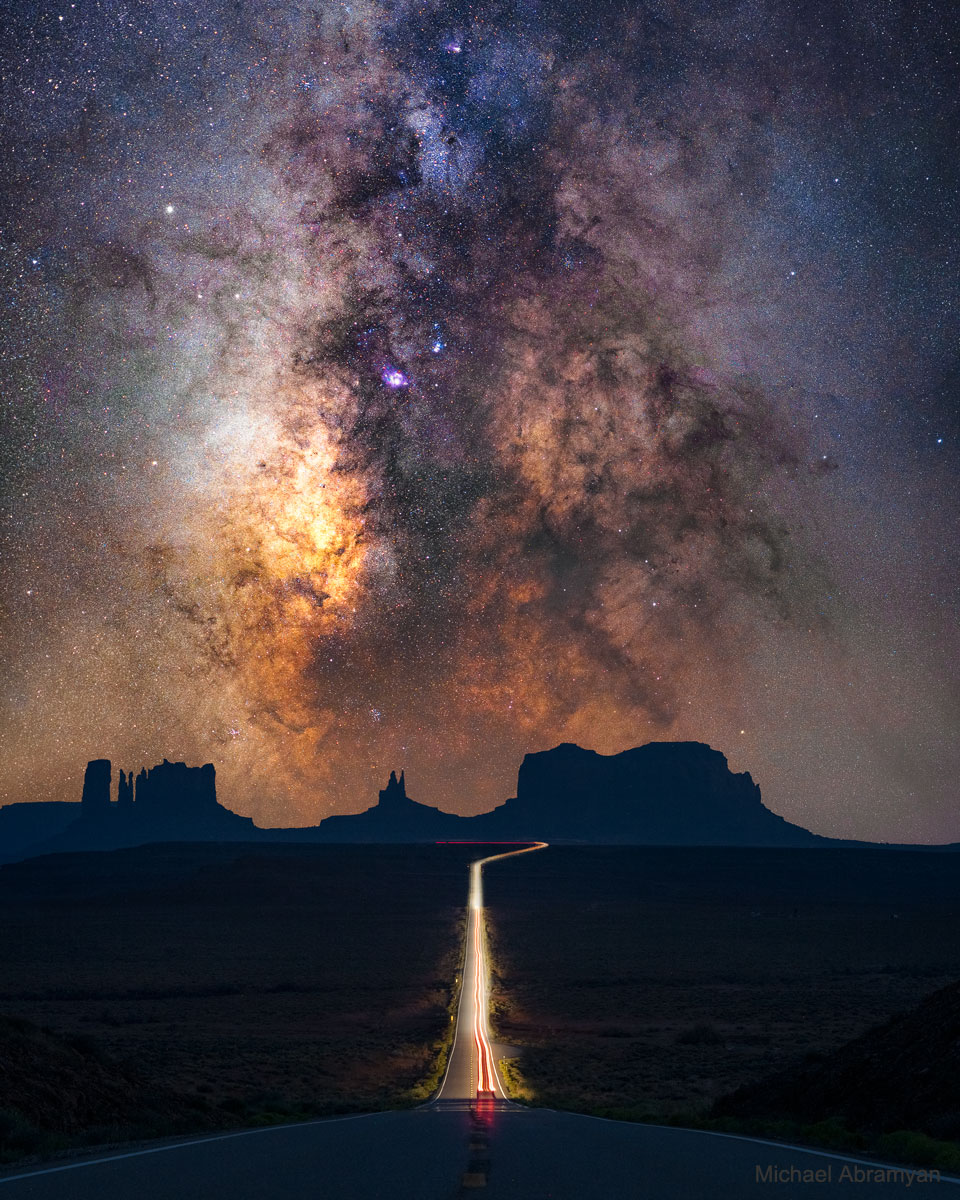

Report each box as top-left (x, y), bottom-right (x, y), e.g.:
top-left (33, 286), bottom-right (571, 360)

top-left (467, 843), bottom-right (547, 1099)
top-left (431, 841), bottom-right (546, 1105)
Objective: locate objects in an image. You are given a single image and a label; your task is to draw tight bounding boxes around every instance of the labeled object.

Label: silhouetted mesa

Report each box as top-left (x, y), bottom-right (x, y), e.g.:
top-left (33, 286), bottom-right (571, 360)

top-left (7, 758), bottom-right (257, 859)
top-left (279, 742), bottom-right (827, 846)
top-left (471, 742), bottom-right (825, 845)
top-left (4, 740), bottom-right (946, 864)
top-left (134, 760), bottom-right (218, 818)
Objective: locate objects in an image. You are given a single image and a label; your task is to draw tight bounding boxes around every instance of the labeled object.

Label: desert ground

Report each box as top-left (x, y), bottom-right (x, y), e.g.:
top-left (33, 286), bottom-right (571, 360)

top-left (486, 846), bottom-right (960, 1127)
top-left (0, 842), bottom-right (480, 1161)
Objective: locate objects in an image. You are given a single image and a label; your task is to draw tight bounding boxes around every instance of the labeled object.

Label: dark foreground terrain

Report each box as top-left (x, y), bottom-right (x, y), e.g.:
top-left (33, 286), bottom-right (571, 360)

top-left (0, 842), bottom-right (483, 1162)
top-left (486, 846), bottom-right (960, 1165)
top-left (715, 976), bottom-right (960, 1168)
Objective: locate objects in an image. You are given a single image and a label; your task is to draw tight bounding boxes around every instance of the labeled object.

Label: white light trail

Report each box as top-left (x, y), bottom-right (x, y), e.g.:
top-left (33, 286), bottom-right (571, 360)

top-left (467, 844), bottom-right (547, 1098)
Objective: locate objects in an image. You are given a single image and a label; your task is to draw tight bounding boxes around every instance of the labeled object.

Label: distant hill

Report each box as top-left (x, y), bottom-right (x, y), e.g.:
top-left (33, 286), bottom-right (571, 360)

top-left (0, 802), bottom-right (80, 862)
top-left (713, 979), bottom-right (960, 1140)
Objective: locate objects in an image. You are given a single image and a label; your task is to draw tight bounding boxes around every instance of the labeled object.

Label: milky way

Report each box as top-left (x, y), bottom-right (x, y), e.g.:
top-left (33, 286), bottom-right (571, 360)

top-left (1, 1), bottom-right (958, 837)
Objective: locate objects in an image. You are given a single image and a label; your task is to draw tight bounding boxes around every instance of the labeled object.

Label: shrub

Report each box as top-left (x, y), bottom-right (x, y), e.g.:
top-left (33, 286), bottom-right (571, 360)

top-left (877, 1131), bottom-right (960, 1173)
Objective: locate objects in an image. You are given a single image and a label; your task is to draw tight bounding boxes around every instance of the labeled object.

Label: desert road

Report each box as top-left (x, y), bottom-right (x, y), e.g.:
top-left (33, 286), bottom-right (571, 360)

top-left (433, 841), bottom-right (548, 1102)
top-left (0, 842), bottom-right (955, 1199)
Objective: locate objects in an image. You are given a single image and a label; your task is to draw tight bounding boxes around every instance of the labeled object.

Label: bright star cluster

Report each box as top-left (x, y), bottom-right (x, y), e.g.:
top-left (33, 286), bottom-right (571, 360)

top-left (0, 0), bottom-right (957, 839)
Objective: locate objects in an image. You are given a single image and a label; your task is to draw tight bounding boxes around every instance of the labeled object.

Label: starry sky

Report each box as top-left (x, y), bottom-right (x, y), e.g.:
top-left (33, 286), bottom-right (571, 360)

top-left (1, 0), bottom-right (957, 840)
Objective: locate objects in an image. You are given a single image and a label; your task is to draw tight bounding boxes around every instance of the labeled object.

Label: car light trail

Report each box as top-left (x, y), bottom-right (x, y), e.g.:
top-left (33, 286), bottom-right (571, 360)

top-left (432, 841), bottom-right (547, 1105)
top-left (468, 844), bottom-right (547, 1099)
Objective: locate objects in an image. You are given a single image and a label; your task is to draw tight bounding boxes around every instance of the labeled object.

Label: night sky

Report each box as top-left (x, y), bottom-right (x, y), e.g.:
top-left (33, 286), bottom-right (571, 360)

top-left (1, 0), bottom-right (957, 840)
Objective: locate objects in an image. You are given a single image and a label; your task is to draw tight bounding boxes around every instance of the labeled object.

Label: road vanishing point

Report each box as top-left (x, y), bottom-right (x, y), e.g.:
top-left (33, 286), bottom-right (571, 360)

top-left (0, 841), bottom-right (955, 1199)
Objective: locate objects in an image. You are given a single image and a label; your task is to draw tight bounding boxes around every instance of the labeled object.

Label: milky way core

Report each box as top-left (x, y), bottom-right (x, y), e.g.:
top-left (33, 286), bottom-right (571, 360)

top-left (2, 1), bottom-right (958, 837)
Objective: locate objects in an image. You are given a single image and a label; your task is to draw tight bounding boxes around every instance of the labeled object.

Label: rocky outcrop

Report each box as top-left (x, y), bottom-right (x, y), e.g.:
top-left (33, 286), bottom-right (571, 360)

top-left (0, 741), bottom-right (835, 861)
top-left (290, 768), bottom-right (465, 843)
top-left (380, 770), bottom-right (407, 805)
top-left (275, 743), bottom-right (824, 846)
top-left (16, 759), bottom-right (256, 858)
top-left (80, 759), bottom-right (111, 816)
top-left (470, 742), bottom-right (822, 845)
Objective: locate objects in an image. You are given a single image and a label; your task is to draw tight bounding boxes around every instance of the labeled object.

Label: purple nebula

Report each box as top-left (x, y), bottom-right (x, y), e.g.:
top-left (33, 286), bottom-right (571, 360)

top-left (382, 367), bottom-right (410, 388)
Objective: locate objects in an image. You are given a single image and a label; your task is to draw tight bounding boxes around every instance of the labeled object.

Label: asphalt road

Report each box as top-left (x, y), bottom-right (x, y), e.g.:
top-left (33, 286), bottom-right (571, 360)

top-left (0, 1106), bottom-right (953, 1199)
top-left (0, 843), bottom-right (955, 1198)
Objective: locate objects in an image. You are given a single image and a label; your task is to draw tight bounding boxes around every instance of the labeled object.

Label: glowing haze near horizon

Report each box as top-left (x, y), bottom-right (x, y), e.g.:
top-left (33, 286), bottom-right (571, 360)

top-left (1, 0), bottom-right (958, 840)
